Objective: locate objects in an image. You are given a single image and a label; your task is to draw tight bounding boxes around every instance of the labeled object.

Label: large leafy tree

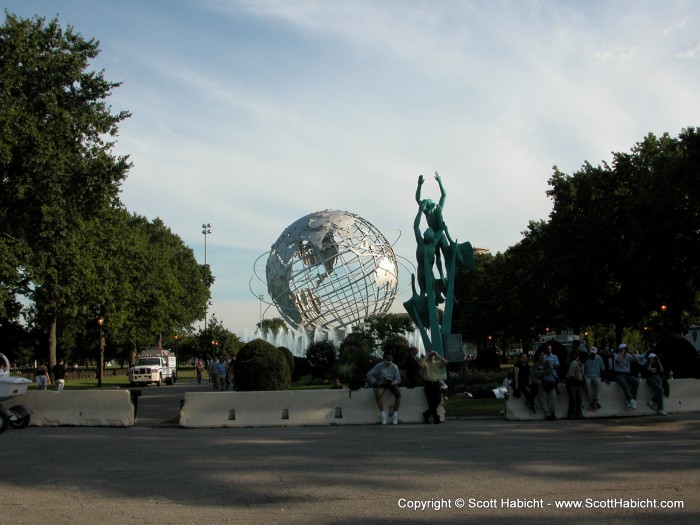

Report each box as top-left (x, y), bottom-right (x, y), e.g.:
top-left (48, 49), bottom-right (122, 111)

top-left (454, 127), bottom-right (700, 351)
top-left (0, 13), bottom-right (130, 366)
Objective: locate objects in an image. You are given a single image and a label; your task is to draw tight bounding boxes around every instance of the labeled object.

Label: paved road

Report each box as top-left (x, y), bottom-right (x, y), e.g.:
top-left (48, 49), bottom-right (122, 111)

top-left (2, 380), bottom-right (699, 524)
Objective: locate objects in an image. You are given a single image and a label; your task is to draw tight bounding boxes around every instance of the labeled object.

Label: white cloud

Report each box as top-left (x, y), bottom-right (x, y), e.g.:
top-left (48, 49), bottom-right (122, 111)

top-left (5, 0), bottom-right (700, 334)
top-left (677, 40), bottom-right (700, 58)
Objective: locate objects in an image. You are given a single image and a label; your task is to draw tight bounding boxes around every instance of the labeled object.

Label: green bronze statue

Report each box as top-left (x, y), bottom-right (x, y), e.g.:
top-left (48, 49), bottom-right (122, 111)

top-left (404, 172), bottom-right (476, 358)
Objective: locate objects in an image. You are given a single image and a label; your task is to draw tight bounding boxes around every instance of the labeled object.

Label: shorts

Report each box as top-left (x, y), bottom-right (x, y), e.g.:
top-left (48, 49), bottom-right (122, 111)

top-left (375, 384), bottom-right (401, 399)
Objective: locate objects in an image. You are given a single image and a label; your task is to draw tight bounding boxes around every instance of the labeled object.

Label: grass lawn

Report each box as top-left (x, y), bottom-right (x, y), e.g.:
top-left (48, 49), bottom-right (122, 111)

top-left (444, 395), bottom-right (504, 418)
top-left (26, 368), bottom-right (504, 418)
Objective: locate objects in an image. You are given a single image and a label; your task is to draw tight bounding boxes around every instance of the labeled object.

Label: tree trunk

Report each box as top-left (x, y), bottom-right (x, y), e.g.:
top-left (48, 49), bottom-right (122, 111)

top-left (48, 317), bottom-right (57, 368)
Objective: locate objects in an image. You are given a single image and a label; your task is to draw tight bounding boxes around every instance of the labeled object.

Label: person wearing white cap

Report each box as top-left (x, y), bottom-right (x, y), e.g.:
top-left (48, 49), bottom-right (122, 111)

top-left (646, 353), bottom-right (667, 416)
top-left (614, 343), bottom-right (639, 408)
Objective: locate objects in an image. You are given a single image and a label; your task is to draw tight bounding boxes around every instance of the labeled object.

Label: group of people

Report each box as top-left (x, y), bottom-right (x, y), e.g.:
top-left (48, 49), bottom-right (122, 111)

top-left (34, 358), bottom-right (68, 392)
top-left (196, 356), bottom-right (236, 391)
top-left (365, 348), bottom-right (447, 425)
top-left (512, 340), bottom-right (669, 419)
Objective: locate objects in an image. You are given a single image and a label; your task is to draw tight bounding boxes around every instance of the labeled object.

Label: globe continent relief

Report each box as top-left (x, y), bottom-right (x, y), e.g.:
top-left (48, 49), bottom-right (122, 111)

top-left (266, 210), bottom-right (398, 332)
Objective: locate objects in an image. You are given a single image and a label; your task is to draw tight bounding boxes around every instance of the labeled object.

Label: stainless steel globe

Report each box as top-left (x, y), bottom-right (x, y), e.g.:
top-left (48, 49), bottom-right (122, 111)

top-left (265, 210), bottom-right (398, 332)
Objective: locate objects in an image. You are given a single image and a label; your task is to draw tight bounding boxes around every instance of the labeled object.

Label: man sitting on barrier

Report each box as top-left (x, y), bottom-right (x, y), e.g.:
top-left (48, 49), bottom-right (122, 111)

top-left (367, 354), bottom-right (402, 425)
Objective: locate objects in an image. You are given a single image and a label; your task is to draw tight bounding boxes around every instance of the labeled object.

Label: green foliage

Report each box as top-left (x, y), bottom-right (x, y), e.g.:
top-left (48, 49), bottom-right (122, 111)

top-left (382, 334), bottom-right (410, 370)
top-left (0, 13), bottom-right (131, 365)
top-left (364, 313), bottom-right (415, 343)
top-left (235, 339), bottom-right (291, 391)
top-left (257, 317), bottom-right (287, 337)
top-left (454, 127), bottom-right (700, 349)
top-left (197, 314), bottom-right (242, 360)
top-left (305, 339), bottom-right (337, 379)
top-left (278, 346), bottom-right (295, 377)
top-left (337, 330), bottom-right (378, 389)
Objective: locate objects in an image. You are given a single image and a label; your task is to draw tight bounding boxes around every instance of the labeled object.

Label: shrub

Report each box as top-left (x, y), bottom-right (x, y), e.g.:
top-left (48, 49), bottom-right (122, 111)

top-left (278, 346), bottom-right (295, 377)
top-left (235, 339), bottom-right (291, 391)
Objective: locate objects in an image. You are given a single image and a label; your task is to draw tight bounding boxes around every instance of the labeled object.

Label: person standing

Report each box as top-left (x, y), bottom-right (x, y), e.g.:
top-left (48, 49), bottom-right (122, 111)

top-left (512, 352), bottom-right (537, 413)
top-left (565, 348), bottom-right (586, 419)
top-left (420, 351), bottom-right (447, 424)
top-left (52, 358), bottom-right (68, 392)
top-left (215, 358), bottom-right (227, 391)
top-left (34, 360), bottom-right (51, 390)
top-left (366, 354), bottom-right (402, 425)
top-left (195, 358), bottom-right (204, 384)
top-left (532, 349), bottom-right (557, 420)
top-left (584, 347), bottom-right (606, 409)
top-left (405, 346), bottom-right (421, 388)
top-left (646, 353), bottom-right (667, 416)
top-left (209, 359), bottom-right (218, 389)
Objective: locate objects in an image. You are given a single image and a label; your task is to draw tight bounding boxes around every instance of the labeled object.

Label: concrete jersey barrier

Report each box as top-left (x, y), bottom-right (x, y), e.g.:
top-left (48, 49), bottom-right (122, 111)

top-left (505, 378), bottom-right (700, 421)
top-left (180, 387), bottom-right (444, 428)
top-left (12, 390), bottom-right (135, 427)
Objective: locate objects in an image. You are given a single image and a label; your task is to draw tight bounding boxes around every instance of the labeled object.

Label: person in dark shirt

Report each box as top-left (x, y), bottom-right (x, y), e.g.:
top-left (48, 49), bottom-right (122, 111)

top-left (404, 346), bottom-right (421, 388)
top-left (52, 358), bottom-right (68, 392)
top-left (512, 352), bottom-right (537, 413)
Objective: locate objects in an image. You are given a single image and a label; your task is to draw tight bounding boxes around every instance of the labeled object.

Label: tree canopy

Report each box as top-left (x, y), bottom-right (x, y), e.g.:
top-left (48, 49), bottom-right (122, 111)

top-left (0, 13), bottom-right (212, 366)
top-left (455, 127), bottom-right (700, 351)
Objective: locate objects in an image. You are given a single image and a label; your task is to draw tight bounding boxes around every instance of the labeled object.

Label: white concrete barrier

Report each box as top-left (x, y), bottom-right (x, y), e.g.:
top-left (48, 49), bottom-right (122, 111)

top-left (11, 390), bottom-right (135, 427)
top-left (505, 378), bottom-right (700, 421)
top-left (180, 387), bottom-right (445, 428)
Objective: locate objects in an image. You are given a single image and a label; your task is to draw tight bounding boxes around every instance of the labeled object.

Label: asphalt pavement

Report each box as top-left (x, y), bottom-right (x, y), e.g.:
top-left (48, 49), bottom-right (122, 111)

top-left (2, 379), bottom-right (699, 525)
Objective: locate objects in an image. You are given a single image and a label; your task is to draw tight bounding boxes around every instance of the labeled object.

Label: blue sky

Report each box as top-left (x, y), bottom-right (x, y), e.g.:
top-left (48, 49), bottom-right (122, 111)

top-left (6, 1), bottom-right (700, 335)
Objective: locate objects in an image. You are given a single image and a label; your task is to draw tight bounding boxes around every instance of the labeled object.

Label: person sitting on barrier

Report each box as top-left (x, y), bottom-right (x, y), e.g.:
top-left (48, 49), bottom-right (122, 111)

top-left (367, 353), bottom-right (402, 425)
top-left (544, 344), bottom-right (561, 394)
top-left (614, 343), bottom-right (639, 409)
top-left (584, 347), bottom-right (606, 410)
top-left (512, 352), bottom-right (537, 413)
top-left (420, 350), bottom-right (447, 424)
top-left (533, 349), bottom-right (557, 421)
top-left (645, 353), bottom-right (667, 416)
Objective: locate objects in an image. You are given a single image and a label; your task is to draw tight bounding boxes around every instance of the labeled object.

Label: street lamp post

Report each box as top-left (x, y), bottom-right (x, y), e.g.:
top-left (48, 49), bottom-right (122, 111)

top-left (661, 304), bottom-right (668, 333)
top-left (202, 223), bottom-right (211, 331)
top-left (97, 316), bottom-right (104, 387)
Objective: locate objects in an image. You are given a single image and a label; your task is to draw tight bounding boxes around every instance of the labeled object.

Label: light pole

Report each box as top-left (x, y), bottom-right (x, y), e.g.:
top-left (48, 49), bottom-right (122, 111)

top-left (202, 223), bottom-right (211, 331)
top-left (97, 316), bottom-right (104, 387)
top-left (259, 294), bottom-right (263, 332)
top-left (661, 304), bottom-right (668, 333)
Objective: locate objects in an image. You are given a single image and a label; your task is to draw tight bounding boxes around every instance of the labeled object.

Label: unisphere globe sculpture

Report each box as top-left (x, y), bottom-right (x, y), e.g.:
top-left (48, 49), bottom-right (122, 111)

top-left (265, 210), bottom-right (398, 333)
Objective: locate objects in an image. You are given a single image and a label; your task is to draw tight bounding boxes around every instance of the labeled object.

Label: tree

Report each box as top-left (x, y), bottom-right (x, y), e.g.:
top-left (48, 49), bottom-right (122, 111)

top-left (0, 13), bottom-right (131, 367)
top-left (337, 328), bottom-right (377, 389)
top-left (196, 314), bottom-right (242, 361)
top-left (257, 317), bottom-right (287, 337)
top-left (363, 313), bottom-right (414, 344)
top-left (305, 339), bottom-right (337, 379)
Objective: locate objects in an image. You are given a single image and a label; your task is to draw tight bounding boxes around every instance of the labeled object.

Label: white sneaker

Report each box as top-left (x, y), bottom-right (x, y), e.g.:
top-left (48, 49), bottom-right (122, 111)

top-left (658, 410), bottom-right (668, 416)
top-left (630, 399), bottom-right (637, 409)
top-left (380, 412), bottom-right (387, 425)
top-left (392, 411), bottom-right (398, 425)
